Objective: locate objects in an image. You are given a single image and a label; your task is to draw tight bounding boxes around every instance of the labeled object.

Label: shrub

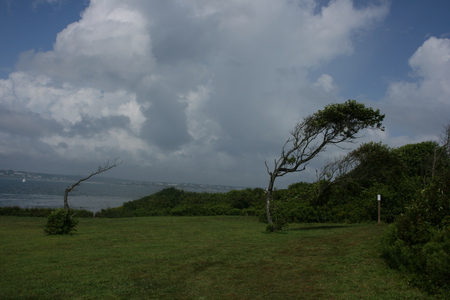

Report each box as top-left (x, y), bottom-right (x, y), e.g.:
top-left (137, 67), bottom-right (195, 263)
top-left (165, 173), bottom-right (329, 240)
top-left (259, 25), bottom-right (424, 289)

top-left (241, 208), bottom-right (258, 216)
top-left (287, 203), bottom-right (319, 223)
top-left (73, 209), bottom-right (95, 218)
top-left (44, 209), bottom-right (79, 235)
top-left (421, 228), bottom-right (450, 291)
top-left (0, 206), bottom-right (94, 218)
top-left (380, 174), bottom-right (450, 295)
top-left (265, 202), bottom-right (290, 232)
top-left (0, 206), bottom-right (54, 217)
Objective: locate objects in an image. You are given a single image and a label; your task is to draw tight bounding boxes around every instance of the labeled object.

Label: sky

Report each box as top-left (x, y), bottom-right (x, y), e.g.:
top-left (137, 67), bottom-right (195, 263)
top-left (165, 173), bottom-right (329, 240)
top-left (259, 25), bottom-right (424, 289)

top-left (1, 0), bottom-right (450, 189)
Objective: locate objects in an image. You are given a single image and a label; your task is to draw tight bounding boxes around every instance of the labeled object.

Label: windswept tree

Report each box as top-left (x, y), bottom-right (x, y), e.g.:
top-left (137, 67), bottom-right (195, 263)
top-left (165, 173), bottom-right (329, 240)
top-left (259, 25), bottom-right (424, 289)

top-left (64, 158), bottom-right (122, 209)
top-left (265, 100), bottom-right (384, 231)
top-left (46, 158), bottom-right (122, 235)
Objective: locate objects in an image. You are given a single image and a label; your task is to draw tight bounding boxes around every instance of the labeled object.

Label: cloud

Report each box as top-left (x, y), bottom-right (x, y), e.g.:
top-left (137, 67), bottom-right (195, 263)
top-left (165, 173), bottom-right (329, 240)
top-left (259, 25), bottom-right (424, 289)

top-left (20, 1), bottom-right (154, 89)
top-left (381, 37), bottom-right (450, 143)
top-left (56, 142), bottom-right (68, 149)
top-left (315, 74), bottom-right (336, 92)
top-left (1, 0), bottom-right (390, 186)
top-left (0, 107), bottom-right (63, 137)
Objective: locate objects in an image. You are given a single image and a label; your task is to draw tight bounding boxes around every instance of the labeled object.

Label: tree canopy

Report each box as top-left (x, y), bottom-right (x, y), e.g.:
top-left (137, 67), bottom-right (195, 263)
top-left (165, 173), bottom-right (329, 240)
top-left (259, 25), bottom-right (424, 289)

top-left (265, 100), bottom-right (385, 230)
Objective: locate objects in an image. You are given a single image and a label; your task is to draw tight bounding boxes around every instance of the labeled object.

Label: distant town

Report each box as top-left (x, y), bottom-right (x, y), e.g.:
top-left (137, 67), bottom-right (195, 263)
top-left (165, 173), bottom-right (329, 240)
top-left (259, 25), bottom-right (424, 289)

top-left (0, 169), bottom-right (244, 193)
top-left (0, 169), bottom-right (74, 181)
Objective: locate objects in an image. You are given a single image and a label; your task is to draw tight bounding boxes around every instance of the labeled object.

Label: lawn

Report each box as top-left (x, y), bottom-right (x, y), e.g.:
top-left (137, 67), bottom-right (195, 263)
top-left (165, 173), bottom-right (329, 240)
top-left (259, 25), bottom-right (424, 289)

top-left (0, 216), bottom-right (435, 299)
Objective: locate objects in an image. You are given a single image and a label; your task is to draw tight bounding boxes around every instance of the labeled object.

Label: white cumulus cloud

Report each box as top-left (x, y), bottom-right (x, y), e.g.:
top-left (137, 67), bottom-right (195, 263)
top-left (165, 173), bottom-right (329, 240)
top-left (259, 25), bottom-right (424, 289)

top-left (0, 0), bottom-right (391, 186)
top-left (381, 37), bottom-right (450, 144)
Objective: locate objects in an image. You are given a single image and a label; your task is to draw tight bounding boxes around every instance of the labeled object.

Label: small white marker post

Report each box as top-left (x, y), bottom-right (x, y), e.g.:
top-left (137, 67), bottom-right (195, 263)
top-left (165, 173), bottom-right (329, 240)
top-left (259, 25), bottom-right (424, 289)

top-left (377, 194), bottom-right (381, 224)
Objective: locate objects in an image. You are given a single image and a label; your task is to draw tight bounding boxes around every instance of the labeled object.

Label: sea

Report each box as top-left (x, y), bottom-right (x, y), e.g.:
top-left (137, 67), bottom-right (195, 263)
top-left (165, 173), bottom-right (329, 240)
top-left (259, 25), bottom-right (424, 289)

top-left (0, 177), bottom-right (240, 213)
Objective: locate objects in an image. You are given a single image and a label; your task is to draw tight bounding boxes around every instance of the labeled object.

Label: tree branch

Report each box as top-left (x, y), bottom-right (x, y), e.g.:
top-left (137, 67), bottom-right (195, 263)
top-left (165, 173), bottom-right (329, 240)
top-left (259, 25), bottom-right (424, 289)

top-left (264, 100), bottom-right (385, 228)
top-left (64, 158), bottom-right (122, 209)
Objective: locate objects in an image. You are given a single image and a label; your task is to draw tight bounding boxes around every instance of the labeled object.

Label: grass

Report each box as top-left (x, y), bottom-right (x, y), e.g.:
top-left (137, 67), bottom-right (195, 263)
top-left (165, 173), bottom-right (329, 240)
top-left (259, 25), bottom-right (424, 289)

top-left (0, 216), bottom-right (436, 299)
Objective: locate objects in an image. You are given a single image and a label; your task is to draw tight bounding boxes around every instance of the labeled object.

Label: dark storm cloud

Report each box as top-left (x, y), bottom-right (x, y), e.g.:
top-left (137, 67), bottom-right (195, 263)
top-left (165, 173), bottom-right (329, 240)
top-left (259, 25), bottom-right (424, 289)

top-left (138, 86), bottom-right (192, 151)
top-left (56, 142), bottom-right (68, 149)
top-left (67, 114), bottom-right (131, 138)
top-left (149, 4), bottom-right (219, 65)
top-left (0, 107), bottom-right (63, 137)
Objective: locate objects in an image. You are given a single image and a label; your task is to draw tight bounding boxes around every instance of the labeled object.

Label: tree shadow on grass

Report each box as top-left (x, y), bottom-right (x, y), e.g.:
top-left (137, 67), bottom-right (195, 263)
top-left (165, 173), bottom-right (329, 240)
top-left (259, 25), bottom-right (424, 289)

top-left (287, 225), bottom-right (348, 231)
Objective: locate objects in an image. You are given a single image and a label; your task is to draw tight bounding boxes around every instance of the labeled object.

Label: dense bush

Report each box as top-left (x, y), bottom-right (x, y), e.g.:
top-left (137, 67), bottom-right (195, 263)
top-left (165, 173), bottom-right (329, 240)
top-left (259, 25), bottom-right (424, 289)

top-left (262, 141), bottom-right (441, 225)
top-left (380, 174), bottom-right (450, 295)
top-left (96, 187), bottom-right (265, 218)
top-left (0, 206), bottom-right (54, 217)
top-left (44, 209), bottom-right (79, 235)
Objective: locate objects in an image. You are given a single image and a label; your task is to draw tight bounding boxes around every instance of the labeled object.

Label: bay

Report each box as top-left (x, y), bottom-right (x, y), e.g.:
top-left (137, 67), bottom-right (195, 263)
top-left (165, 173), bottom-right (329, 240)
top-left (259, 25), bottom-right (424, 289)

top-left (0, 178), bottom-right (165, 213)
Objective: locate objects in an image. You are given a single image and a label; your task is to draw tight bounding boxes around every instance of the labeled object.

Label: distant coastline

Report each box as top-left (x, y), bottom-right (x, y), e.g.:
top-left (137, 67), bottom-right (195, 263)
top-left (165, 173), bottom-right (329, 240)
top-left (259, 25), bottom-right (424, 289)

top-left (0, 169), bottom-right (245, 193)
top-left (0, 169), bottom-right (73, 182)
top-left (0, 170), bottom-right (248, 212)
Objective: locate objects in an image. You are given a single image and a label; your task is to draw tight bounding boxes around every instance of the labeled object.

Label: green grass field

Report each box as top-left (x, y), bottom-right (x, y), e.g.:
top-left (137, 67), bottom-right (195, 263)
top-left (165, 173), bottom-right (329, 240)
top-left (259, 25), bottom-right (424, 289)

top-left (0, 216), bottom-right (435, 299)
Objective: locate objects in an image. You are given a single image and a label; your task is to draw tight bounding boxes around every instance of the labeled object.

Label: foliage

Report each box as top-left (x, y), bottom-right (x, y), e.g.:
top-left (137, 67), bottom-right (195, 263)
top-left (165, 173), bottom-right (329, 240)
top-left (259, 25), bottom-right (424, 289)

top-left (394, 141), bottom-right (441, 183)
top-left (265, 100), bottom-right (385, 228)
top-left (273, 100), bottom-right (385, 179)
top-left (44, 209), bottom-right (79, 235)
top-left (343, 142), bottom-right (403, 186)
top-left (380, 173), bottom-right (450, 295)
top-left (0, 206), bottom-right (93, 218)
top-left (96, 187), bottom-right (265, 218)
top-left (0, 206), bottom-right (56, 217)
top-left (265, 198), bottom-right (291, 232)
top-left (257, 139), bottom-right (449, 228)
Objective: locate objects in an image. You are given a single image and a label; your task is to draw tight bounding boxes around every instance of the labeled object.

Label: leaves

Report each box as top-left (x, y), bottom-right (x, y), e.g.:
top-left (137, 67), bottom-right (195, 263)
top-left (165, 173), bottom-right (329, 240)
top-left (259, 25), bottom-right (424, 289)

top-left (270, 100), bottom-right (385, 179)
top-left (44, 209), bottom-right (79, 235)
top-left (265, 100), bottom-right (385, 226)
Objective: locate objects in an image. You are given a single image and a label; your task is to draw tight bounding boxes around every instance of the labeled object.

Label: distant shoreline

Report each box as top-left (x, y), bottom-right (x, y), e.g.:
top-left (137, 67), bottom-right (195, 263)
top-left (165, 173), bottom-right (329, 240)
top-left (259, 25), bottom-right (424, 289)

top-left (0, 169), bottom-right (248, 191)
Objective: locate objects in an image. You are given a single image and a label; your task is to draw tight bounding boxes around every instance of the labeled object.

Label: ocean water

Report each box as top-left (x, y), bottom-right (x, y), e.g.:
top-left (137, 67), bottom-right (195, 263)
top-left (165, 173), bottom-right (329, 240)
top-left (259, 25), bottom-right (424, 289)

top-left (0, 178), bottom-right (163, 212)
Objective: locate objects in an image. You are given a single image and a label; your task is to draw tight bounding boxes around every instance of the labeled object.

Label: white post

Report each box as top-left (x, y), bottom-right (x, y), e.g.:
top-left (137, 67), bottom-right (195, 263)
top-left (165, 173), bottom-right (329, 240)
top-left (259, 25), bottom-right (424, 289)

top-left (377, 194), bottom-right (381, 224)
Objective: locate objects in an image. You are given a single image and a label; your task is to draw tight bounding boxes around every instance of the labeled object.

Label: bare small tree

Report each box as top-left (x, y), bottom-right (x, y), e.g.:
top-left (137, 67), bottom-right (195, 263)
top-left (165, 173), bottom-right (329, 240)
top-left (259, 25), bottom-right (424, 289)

top-left (313, 154), bottom-right (358, 203)
top-left (265, 100), bottom-right (384, 230)
top-left (64, 158), bottom-right (122, 209)
top-left (431, 122), bottom-right (450, 178)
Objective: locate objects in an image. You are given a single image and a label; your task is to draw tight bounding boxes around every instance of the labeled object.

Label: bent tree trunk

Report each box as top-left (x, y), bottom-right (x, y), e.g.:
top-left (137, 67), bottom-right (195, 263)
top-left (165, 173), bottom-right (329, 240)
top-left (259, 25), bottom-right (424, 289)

top-left (266, 173), bottom-right (276, 226)
top-left (64, 189), bottom-right (70, 210)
